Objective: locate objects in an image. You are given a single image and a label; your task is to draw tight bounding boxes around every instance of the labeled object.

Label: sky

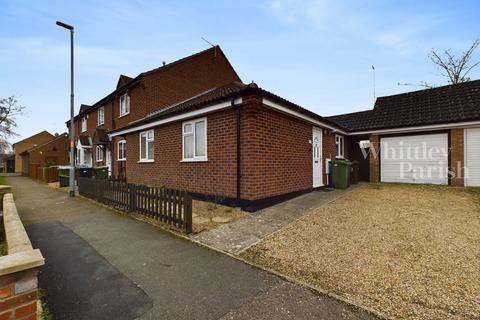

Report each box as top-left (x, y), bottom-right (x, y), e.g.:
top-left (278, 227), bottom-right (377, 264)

top-left (1, 0), bottom-right (479, 144)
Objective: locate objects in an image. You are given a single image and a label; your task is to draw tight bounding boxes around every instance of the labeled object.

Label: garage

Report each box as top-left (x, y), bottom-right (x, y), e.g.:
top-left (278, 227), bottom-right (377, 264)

top-left (380, 133), bottom-right (449, 185)
top-left (464, 128), bottom-right (480, 187)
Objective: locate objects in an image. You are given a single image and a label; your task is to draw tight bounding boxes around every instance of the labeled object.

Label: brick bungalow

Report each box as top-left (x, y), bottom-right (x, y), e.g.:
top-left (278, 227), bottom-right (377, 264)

top-left (68, 46), bottom-right (480, 210)
top-left (12, 130), bottom-right (54, 174)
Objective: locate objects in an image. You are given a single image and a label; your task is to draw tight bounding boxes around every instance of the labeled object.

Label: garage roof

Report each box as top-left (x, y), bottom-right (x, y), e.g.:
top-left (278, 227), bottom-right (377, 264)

top-left (327, 79), bottom-right (480, 132)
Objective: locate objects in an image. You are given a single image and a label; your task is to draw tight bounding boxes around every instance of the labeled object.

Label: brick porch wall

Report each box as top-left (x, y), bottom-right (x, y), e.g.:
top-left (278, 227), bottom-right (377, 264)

top-left (240, 97), bottom-right (313, 201)
top-left (369, 134), bottom-right (380, 183)
top-left (450, 128), bottom-right (464, 186)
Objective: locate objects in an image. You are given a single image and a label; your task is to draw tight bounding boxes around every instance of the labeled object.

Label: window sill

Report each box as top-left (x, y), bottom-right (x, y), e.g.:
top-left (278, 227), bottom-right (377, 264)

top-left (97, 123), bottom-right (104, 127)
top-left (96, 160), bottom-right (103, 163)
top-left (117, 159), bottom-right (126, 162)
top-left (138, 159), bottom-right (154, 163)
top-left (119, 113), bottom-right (130, 118)
top-left (180, 158), bottom-right (208, 163)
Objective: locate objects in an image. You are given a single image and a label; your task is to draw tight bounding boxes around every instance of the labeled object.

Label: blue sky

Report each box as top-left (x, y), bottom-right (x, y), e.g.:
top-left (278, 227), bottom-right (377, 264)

top-left (1, 0), bottom-right (479, 143)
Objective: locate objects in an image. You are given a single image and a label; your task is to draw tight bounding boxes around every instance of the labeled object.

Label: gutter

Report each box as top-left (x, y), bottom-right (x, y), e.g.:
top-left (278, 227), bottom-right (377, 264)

top-left (347, 120), bottom-right (480, 136)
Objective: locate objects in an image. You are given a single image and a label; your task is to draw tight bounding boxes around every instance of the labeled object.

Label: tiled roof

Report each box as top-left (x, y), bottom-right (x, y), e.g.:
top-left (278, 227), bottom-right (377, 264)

top-left (114, 81), bottom-right (341, 133)
top-left (116, 75), bottom-right (133, 89)
top-left (19, 133), bottom-right (68, 155)
top-left (327, 80), bottom-right (480, 132)
top-left (130, 82), bottom-right (247, 125)
top-left (70, 46), bottom-right (238, 122)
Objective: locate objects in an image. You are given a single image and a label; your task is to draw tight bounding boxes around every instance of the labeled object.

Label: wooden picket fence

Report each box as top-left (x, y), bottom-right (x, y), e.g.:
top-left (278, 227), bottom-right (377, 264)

top-left (78, 177), bottom-right (193, 233)
top-left (38, 167), bottom-right (59, 183)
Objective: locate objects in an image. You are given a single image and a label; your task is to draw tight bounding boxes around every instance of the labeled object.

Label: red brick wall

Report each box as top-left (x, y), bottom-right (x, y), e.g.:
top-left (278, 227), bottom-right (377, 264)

top-left (0, 269), bottom-right (38, 320)
top-left (28, 135), bottom-right (69, 166)
top-left (114, 48), bottom-right (240, 129)
top-left (450, 129), bottom-right (464, 186)
top-left (119, 96), bottom-right (341, 202)
top-left (123, 109), bottom-right (237, 198)
top-left (369, 134), bottom-right (380, 182)
top-left (240, 97), bottom-right (313, 200)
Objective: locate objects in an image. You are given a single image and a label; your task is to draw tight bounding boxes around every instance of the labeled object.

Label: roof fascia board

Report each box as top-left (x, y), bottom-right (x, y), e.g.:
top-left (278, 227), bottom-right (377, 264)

top-left (109, 97), bottom-right (243, 137)
top-left (349, 120), bottom-right (480, 135)
top-left (262, 98), bottom-right (347, 134)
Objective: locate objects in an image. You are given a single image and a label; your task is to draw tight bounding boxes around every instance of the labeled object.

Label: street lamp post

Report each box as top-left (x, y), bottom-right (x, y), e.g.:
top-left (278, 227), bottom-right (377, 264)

top-left (56, 21), bottom-right (75, 197)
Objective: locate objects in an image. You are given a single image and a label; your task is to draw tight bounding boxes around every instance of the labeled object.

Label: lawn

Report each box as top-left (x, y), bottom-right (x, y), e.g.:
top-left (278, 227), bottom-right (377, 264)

top-left (241, 184), bottom-right (480, 320)
top-left (0, 175), bottom-right (6, 185)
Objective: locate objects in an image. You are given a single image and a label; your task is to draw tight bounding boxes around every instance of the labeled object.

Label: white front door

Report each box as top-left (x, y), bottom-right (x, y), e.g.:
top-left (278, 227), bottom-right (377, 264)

top-left (106, 148), bottom-right (112, 177)
top-left (312, 128), bottom-right (323, 188)
top-left (465, 128), bottom-right (480, 187)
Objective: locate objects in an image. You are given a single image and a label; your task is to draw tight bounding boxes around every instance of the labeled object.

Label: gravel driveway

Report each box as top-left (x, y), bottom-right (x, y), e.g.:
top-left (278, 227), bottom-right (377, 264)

top-left (241, 184), bottom-right (480, 320)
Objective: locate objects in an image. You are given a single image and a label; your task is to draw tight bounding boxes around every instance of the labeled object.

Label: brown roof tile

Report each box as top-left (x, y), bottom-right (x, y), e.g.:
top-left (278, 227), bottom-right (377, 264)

top-left (327, 80), bottom-right (480, 132)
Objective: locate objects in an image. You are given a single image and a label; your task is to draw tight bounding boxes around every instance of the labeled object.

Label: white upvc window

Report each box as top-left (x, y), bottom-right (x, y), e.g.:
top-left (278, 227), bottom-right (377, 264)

top-left (98, 107), bottom-right (105, 126)
top-left (182, 118), bottom-right (207, 161)
top-left (117, 140), bottom-right (126, 161)
top-left (95, 146), bottom-right (103, 162)
top-left (335, 135), bottom-right (345, 158)
top-left (139, 130), bottom-right (154, 162)
top-left (120, 93), bottom-right (130, 117)
top-left (81, 116), bottom-right (87, 132)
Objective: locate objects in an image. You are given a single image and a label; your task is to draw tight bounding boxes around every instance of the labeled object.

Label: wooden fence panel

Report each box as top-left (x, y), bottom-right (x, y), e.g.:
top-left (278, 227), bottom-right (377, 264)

top-left (78, 177), bottom-right (192, 233)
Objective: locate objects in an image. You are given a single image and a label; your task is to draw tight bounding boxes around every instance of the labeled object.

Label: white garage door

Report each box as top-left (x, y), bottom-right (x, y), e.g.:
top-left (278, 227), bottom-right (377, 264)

top-left (465, 128), bottom-right (480, 187)
top-left (381, 133), bottom-right (448, 185)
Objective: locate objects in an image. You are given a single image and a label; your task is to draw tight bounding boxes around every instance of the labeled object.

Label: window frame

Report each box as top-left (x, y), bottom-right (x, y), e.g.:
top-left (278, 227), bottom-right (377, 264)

top-left (139, 130), bottom-right (154, 162)
top-left (335, 135), bottom-right (345, 158)
top-left (95, 145), bottom-right (103, 162)
top-left (182, 117), bottom-right (208, 162)
top-left (81, 116), bottom-right (87, 133)
top-left (97, 106), bottom-right (105, 126)
top-left (117, 140), bottom-right (126, 161)
top-left (119, 93), bottom-right (130, 117)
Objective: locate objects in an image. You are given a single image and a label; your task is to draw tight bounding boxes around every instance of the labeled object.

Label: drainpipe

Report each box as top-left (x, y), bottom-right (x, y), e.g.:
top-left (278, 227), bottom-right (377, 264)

top-left (233, 98), bottom-right (241, 205)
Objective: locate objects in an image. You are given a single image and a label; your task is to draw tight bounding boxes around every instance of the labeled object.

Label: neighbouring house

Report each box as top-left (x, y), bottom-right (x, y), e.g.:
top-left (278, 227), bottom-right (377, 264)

top-left (68, 46), bottom-right (480, 210)
top-left (67, 46), bottom-right (241, 177)
top-left (12, 130), bottom-right (54, 174)
top-left (19, 133), bottom-right (69, 178)
top-left (327, 80), bottom-right (480, 187)
top-left (0, 153), bottom-right (15, 173)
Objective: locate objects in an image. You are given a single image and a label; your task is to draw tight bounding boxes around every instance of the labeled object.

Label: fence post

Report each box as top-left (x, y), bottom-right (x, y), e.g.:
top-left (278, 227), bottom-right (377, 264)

top-left (129, 184), bottom-right (136, 212)
top-left (185, 193), bottom-right (192, 233)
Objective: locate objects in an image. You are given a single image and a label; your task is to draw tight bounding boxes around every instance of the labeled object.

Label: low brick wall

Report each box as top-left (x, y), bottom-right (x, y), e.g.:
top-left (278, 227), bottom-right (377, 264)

top-left (0, 187), bottom-right (44, 319)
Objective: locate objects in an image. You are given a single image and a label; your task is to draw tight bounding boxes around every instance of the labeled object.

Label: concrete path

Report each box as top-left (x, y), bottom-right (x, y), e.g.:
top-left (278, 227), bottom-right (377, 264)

top-left (7, 177), bottom-right (378, 320)
top-left (193, 185), bottom-right (364, 254)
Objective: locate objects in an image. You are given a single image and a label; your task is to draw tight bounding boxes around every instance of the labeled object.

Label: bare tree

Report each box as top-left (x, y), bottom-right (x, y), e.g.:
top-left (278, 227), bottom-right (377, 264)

top-left (430, 39), bottom-right (480, 84)
top-left (0, 96), bottom-right (26, 152)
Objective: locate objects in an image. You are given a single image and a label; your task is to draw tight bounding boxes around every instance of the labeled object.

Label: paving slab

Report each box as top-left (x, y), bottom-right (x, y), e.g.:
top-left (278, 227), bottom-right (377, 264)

top-left (192, 184), bottom-right (364, 254)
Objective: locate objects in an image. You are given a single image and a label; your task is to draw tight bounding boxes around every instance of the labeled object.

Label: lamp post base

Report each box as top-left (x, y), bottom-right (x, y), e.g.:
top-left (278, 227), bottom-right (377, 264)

top-left (69, 190), bottom-right (75, 197)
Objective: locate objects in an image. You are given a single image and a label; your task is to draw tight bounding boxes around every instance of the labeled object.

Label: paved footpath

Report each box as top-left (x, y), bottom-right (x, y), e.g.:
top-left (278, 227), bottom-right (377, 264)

top-left (7, 177), bottom-right (378, 320)
top-left (193, 185), bottom-right (364, 254)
